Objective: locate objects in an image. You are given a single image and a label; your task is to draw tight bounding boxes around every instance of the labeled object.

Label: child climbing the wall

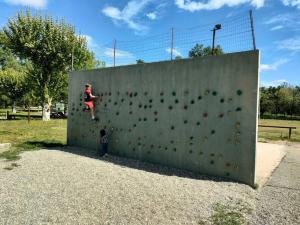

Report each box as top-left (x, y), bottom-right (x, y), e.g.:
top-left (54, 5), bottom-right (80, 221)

top-left (100, 127), bottom-right (114, 157)
top-left (83, 83), bottom-right (99, 120)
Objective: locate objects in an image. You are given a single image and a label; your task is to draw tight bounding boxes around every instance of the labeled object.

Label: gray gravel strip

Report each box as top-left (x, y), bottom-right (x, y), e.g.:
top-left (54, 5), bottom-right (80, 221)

top-left (0, 149), bottom-right (255, 225)
top-left (250, 144), bottom-right (300, 225)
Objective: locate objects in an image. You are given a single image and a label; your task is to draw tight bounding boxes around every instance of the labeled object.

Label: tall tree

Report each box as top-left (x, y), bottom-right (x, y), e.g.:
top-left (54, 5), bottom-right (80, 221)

top-left (3, 10), bottom-right (96, 120)
top-left (0, 68), bottom-right (27, 111)
top-left (189, 44), bottom-right (223, 58)
top-left (136, 59), bottom-right (145, 64)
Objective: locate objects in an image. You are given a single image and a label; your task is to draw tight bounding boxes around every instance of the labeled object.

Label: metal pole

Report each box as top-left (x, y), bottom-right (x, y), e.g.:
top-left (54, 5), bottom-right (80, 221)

top-left (113, 39), bottom-right (116, 67)
top-left (249, 10), bottom-right (257, 50)
top-left (170, 28), bottom-right (174, 60)
top-left (212, 29), bottom-right (216, 55)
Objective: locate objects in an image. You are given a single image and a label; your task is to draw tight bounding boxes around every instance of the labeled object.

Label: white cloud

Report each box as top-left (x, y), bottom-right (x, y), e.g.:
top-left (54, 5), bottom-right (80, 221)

top-left (277, 37), bottom-right (300, 51)
top-left (146, 12), bottom-right (157, 20)
top-left (260, 59), bottom-right (289, 72)
top-left (166, 47), bottom-right (182, 56)
top-left (174, 0), bottom-right (265, 12)
top-left (102, 0), bottom-right (154, 32)
top-left (281, 0), bottom-right (300, 8)
top-left (264, 13), bottom-right (300, 31)
top-left (261, 79), bottom-right (289, 87)
top-left (270, 25), bottom-right (284, 31)
top-left (3, 0), bottom-right (47, 9)
top-left (104, 48), bottom-right (133, 58)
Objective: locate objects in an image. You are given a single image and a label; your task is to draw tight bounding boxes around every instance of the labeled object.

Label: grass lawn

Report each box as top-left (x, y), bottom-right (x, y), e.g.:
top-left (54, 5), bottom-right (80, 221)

top-left (0, 118), bottom-right (298, 160)
top-left (258, 119), bottom-right (300, 142)
top-left (0, 108), bottom-right (42, 116)
top-left (0, 119), bottom-right (66, 160)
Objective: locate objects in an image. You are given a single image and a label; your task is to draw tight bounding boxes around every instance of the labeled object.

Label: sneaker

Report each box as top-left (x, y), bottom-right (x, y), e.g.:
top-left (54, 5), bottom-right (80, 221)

top-left (92, 117), bottom-right (99, 121)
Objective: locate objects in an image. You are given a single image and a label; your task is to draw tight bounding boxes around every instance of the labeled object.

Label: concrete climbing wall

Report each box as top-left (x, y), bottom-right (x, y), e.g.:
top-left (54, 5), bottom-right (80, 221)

top-left (67, 50), bottom-right (260, 186)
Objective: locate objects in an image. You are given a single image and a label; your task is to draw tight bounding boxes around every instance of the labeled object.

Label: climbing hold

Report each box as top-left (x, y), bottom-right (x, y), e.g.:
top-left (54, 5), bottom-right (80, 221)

top-left (236, 90), bottom-right (243, 96)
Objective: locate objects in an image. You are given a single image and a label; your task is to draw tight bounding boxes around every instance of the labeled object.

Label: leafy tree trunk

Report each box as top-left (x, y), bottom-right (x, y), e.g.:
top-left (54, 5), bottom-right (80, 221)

top-left (41, 86), bottom-right (52, 121)
top-left (12, 101), bottom-right (16, 113)
top-left (42, 101), bottom-right (51, 121)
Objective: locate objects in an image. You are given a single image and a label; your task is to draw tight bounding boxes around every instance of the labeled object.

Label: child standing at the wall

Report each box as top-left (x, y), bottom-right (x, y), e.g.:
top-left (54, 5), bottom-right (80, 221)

top-left (83, 83), bottom-right (99, 120)
top-left (100, 128), bottom-right (114, 157)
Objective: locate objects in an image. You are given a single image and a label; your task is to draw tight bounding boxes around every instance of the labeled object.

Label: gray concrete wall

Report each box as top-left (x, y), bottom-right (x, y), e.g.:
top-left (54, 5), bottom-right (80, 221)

top-left (67, 50), bottom-right (260, 186)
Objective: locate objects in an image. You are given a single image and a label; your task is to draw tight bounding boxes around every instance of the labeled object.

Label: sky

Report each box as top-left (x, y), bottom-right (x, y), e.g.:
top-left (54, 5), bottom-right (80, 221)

top-left (0, 0), bottom-right (299, 87)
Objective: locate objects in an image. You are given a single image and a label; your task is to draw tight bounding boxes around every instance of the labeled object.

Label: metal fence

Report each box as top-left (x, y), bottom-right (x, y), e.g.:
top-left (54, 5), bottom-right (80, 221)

top-left (100, 10), bottom-right (256, 67)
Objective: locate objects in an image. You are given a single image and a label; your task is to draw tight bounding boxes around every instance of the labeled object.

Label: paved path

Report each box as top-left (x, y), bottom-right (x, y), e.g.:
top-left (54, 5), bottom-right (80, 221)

top-left (252, 143), bottom-right (300, 225)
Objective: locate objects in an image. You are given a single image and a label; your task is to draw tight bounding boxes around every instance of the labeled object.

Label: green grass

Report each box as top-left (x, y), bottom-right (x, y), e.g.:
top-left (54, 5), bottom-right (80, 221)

top-left (0, 118), bottom-right (298, 161)
top-left (211, 202), bottom-right (252, 225)
top-left (0, 108), bottom-right (42, 116)
top-left (258, 119), bottom-right (300, 142)
top-left (198, 202), bottom-right (252, 225)
top-left (0, 120), bottom-right (66, 160)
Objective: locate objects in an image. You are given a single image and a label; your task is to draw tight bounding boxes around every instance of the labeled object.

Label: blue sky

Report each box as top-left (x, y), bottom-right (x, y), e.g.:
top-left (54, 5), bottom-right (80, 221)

top-left (0, 0), bottom-right (299, 86)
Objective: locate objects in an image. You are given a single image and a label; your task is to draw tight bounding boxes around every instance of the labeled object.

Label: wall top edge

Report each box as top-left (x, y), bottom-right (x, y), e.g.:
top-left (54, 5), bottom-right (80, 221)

top-left (70, 50), bottom-right (260, 75)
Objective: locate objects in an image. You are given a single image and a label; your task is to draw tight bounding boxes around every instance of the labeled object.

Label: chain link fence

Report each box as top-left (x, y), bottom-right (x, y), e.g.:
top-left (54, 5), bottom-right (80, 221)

top-left (99, 10), bottom-right (256, 67)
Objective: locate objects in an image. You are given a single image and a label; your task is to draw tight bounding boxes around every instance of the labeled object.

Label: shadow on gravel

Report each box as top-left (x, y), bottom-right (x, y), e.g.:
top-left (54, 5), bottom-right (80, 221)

top-left (21, 141), bottom-right (65, 150)
top-left (54, 146), bottom-right (236, 184)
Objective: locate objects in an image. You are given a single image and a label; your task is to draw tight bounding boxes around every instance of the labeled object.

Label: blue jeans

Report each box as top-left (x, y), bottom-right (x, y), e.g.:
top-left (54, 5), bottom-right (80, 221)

top-left (101, 143), bottom-right (108, 155)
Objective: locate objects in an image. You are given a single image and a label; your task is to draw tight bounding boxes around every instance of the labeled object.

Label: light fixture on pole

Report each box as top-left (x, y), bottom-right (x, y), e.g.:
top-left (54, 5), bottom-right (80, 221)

top-left (212, 24), bottom-right (222, 55)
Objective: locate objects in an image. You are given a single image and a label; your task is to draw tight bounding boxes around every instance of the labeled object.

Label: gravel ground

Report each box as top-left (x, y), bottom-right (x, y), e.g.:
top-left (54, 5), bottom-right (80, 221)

top-left (250, 143), bottom-right (300, 225)
top-left (0, 148), bottom-right (255, 225)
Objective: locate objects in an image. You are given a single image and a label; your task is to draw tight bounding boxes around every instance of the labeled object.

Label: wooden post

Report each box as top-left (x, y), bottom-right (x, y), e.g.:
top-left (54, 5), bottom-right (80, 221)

top-left (28, 105), bottom-right (31, 123)
top-left (289, 128), bottom-right (292, 139)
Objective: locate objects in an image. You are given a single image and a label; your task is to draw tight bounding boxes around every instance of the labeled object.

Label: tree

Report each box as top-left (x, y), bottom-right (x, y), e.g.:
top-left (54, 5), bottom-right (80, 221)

top-left (0, 68), bottom-right (27, 111)
top-left (189, 44), bottom-right (223, 58)
top-left (259, 87), bottom-right (275, 116)
top-left (136, 59), bottom-right (145, 64)
top-left (3, 10), bottom-right (96, 120)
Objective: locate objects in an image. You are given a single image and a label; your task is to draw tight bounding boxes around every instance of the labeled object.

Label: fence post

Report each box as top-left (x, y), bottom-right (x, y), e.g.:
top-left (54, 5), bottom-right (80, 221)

top-left (113, 39), bottom-right (116, 67)
top-left (249, 10), bottom-right (257, 51)
top-left (212, 28), bottom-right (216, 55)
top-left (170, 27), bottom-right (174, 60)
